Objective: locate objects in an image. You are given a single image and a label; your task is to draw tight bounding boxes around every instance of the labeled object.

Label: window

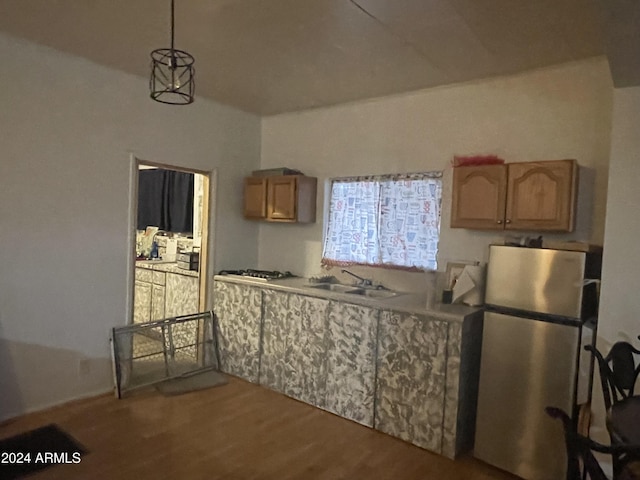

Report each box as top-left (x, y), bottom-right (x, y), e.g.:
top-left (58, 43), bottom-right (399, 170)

top-left (322, 172), bottom-right (443, 270)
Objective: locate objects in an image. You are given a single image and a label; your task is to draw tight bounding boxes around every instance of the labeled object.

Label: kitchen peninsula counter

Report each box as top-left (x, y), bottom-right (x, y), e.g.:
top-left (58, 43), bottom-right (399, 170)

top-left (136, 260), bottom-right (199, 278)
top-left (213, 275), bottom-right (483, 460)
top-left (134, 261), bottom-right (199, 324)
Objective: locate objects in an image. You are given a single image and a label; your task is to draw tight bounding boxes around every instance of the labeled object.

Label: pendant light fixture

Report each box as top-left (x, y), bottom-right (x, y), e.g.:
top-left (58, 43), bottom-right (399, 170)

top-left (150, 0), bottom-right (195, 105)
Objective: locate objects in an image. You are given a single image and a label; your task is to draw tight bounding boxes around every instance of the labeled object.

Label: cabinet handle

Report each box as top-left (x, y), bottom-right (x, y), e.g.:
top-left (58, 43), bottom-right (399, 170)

top-left (505, 219), bottom-right (512, 224)
top-left (496, 220), bottom-right (502, 224)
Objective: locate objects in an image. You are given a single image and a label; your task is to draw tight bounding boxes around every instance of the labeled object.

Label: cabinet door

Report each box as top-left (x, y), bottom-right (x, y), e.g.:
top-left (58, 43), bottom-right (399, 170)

top-left (135, 267), bottom-right (153, 283)
top-left (260, 290), bottom-right (290, 392)
top-left (288, 295), bottom-right (330, 406)
top-left (134, 280), bottom-right (152, 324)
top-left (243, 177), bottom-right (267, 219)
top-left (267, 176), bottom-right (297, 221)
top-left (375, 311), bottom-right (448, 453)
top-left (165, 274), bottom-right (199, 360)
top-left (165, 274), bottom-right (199, 318)
top-left (506, 160), bottom-right (577, 231)
top-left (325, 302), bottom-right (378, 427)
top-left (450, 165), bottom-right (507, 229)
top-left (214, 281), bottom-right (262, 383)
top-left (151, 284), bottom-right (165, 321)
top-left (261, 290), bottom-right (329, 407)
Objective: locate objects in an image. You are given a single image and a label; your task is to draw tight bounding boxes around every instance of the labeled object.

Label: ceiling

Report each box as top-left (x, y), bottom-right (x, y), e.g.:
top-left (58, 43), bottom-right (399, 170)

top-left (0, 0), bottom-right (638, 116)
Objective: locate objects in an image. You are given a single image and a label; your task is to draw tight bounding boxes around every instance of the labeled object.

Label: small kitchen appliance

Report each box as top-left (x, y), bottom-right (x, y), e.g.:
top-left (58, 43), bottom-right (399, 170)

top-left (177, 252), bottom-right (199, 271)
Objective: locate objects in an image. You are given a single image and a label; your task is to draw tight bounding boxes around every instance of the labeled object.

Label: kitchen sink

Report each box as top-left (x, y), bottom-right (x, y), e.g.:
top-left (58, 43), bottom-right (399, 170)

top-left (308, 283), bottom-right (362, 294)
top-left (308, 283), bottom-right (403, 298)
top-left (354, 288), bottom-right (402, 298)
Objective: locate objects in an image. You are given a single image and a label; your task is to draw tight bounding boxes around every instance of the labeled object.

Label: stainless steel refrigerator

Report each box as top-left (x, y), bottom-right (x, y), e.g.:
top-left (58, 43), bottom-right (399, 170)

top-left (474, 245), bottom-right (601, 480)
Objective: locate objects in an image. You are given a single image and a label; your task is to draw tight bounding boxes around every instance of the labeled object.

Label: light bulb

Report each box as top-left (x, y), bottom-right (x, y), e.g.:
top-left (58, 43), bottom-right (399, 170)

top-left (165, 65), bottom-right (181, 90)
top-left (168, 77), bottom-right (181, 90)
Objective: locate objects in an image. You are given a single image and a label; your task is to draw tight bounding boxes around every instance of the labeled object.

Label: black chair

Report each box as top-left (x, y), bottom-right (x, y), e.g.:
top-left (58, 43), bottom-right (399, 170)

top-left (585, 342), bottom-right (640, 411)
top-left (546, 407), bottom-right (640, 480)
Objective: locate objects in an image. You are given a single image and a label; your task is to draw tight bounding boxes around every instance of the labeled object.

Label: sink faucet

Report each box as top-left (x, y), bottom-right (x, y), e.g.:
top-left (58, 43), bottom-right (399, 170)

top-left (341, 269), bottom-right (373, 287)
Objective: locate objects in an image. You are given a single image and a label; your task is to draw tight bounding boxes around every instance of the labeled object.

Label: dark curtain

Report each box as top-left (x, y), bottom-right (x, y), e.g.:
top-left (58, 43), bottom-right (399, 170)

top-left (138, 169), bottom-right (165, 230)
top-left (138, 169), bottom-right (194, 233)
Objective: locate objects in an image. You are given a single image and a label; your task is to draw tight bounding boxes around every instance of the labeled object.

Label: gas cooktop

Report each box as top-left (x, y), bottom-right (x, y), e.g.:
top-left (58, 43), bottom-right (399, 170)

top-left (217, 269), bottom-right (295, 281)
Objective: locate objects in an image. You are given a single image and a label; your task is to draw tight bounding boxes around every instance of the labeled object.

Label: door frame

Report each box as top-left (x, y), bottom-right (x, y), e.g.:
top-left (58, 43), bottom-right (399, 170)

top-left (125, 153), bottom-right (217, 325)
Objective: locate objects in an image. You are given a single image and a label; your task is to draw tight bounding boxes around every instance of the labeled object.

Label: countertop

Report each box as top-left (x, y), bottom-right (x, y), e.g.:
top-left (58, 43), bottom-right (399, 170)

top-left (136, 260), bottom-right (199, 278)
top-left (214, 274), bottom-right (482, 322)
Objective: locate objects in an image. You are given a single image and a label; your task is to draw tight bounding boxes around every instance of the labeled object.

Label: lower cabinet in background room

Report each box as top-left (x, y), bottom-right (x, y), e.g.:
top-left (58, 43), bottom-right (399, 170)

top-left (134, 266), bottom-right (199, 323)
top-left (165, 273), bottom-right (198, 318)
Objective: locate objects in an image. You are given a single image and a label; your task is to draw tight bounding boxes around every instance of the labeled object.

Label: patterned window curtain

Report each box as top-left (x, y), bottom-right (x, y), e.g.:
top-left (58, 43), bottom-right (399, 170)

top-left (322, 172), bottom-right (442, 270)
top-left (323, 180), bottom-right (381, 264)
top-left (379, 177), bottom-right (442, 270)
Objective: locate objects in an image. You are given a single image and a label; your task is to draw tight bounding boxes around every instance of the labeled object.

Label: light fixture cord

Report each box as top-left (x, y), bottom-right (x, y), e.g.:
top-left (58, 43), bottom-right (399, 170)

top-left (169, 0), bottom-right (176, 83)
top-left (170, 0), bottom-right (175, 53)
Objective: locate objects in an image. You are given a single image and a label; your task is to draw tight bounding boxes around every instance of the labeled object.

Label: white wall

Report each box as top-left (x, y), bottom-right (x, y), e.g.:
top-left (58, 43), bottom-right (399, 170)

top-left (599, 86), bottom-right (640, 345)
top-left (0, 33), bottom-right (261, 419)
top-left (260, 58), bottom-right (613, 290)
top-left (590, 86), bottom-right (640, 443)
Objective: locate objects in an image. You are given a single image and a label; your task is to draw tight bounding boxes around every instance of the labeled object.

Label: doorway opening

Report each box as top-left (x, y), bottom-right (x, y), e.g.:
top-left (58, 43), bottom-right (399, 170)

top-left (129, 158), bottom-right (213, 326)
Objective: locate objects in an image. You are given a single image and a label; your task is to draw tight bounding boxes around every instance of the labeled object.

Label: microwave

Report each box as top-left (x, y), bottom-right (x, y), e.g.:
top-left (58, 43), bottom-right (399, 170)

top-left (177, 252), bottom-right (199, 271)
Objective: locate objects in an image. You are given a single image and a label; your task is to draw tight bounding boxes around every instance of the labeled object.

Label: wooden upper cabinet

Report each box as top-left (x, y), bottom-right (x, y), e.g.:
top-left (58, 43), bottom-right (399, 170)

top-left (506, 160), bottom-right (577, 231)
top-left (243, 175), bottom-right (317, 223)
top-left (451, 159), bottom-right (578, 232)
top-left (243, 177), bottom-right (267, 219)
top-left (451, 164), bottom-right (507, 230)
top-left (267, 176), bottom-right (298, 220)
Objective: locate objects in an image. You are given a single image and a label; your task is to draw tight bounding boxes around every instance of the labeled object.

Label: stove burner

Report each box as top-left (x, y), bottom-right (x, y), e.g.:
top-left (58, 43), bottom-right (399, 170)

top-left (218, 269), bottom-right (294, 280)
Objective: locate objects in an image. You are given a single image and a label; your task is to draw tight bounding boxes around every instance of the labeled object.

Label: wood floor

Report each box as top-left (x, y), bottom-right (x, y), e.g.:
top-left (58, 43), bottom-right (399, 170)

top-left (0, 376), bottom-right (520, 480)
